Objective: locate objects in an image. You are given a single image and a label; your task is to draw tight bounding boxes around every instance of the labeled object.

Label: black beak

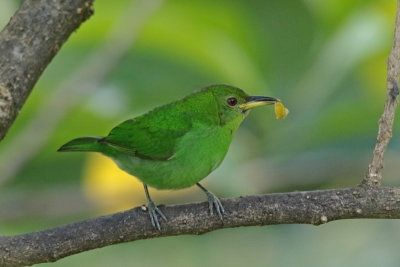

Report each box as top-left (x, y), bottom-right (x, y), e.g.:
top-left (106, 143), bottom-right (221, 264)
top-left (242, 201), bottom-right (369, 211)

top-left (240, 96), bottom-right (278, 110)
top-left (247, 96), bottom-right (278, 103)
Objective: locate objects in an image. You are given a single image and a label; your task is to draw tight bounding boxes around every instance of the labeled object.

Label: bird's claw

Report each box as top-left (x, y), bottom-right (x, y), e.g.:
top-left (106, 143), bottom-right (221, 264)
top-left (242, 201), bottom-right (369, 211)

top-left (205, 190), bottom-right (225, 221)
top-left (147, 200), bottom-right (167, 231)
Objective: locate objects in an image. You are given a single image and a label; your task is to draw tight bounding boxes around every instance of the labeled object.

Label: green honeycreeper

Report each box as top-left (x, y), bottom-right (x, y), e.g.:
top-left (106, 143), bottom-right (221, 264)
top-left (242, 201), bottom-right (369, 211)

top-left (58, 84), bottom-right (279, 230)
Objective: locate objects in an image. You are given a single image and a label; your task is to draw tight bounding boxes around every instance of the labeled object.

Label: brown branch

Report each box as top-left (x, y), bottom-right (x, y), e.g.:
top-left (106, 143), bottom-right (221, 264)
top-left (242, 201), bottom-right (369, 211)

top-left (0, 0), bottom-right (162, 185)
top-left (0, 0), bottom-right (94, 141)
top-left (363, 0), bottom-right (400, 186)
top-left (1, 1), bottom-right (400, 267)
top-left (1, 185), bottom-right (400, 266)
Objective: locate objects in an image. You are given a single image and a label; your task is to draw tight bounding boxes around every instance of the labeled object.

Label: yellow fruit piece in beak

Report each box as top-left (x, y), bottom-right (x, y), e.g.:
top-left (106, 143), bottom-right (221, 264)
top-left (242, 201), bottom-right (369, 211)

top-left (275, 101), bottom-right (289, 119)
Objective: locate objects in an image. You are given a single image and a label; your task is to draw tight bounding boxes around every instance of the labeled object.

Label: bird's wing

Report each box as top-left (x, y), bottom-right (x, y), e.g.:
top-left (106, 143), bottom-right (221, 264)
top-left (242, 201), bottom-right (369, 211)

top-left (102, 108), bottom-right (192, 160)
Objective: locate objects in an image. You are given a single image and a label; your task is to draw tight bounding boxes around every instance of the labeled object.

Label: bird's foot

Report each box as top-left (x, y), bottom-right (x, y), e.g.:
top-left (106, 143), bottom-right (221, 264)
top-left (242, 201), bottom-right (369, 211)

top-left (204, 190), bottom-right (225, 221)
top-left (147, 200), bottom-right (167, 231)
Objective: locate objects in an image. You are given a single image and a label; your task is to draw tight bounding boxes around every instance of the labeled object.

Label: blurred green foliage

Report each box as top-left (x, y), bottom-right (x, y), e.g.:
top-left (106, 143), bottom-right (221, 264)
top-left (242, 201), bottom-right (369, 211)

top-left (1, 0), bottom-right (400, 266)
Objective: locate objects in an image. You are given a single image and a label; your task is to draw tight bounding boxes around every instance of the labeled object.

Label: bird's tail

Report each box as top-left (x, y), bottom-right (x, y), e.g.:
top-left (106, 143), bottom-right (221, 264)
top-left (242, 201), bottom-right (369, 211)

top-left (58, 136), bottom-right (103, 152)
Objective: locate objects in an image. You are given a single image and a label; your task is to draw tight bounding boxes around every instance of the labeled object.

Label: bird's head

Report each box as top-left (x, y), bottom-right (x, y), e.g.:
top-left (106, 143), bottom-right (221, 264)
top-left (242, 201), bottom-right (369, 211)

top-left (205, 84), bottom-right (278, 126)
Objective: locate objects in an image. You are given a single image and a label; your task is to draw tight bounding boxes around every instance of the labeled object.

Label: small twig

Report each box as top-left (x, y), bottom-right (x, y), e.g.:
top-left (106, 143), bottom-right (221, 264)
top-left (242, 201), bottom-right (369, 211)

top-left (0, 0), bottom-right (163, 185)
top-left (1, 185), bottom-right (400, 266)
top-left (1, 1), bottom-right (400, 267)
top-left (363, 0), bottom-right (400, 186)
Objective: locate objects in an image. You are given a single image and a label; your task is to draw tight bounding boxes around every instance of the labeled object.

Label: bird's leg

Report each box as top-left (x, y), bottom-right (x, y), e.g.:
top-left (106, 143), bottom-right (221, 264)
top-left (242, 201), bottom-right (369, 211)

top-left (143, 184), bottom-right (166, 230)
top-left (196, 183), bottom-right (224, 221)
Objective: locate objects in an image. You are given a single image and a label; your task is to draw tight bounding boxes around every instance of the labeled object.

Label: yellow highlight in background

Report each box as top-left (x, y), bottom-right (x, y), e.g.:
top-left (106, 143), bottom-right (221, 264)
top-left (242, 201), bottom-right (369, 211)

top-left (82, 153), bottom-right (202, 213)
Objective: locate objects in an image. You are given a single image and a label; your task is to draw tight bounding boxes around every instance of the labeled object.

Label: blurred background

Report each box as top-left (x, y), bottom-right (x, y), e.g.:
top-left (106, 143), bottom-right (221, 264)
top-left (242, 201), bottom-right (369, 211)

top-left (1, 0), bottom-right (400, 266)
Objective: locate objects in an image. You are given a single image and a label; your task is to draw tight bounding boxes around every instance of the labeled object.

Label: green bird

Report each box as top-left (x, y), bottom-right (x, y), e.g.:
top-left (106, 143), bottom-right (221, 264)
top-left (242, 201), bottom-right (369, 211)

top-left (58, 84), bottom-right (280, 230)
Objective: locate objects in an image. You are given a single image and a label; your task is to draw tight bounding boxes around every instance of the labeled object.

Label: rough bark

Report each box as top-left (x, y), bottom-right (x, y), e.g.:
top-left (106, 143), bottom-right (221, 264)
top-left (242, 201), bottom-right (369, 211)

top-left (363, 0), bottom-right (400, 186)
top-left (0, 0), bottom-right (94, 141)
top-left (1, 185), bottom-right (400, 266)
top-left (1, 0), bottom-right (400, 266)
top-left (0, 0), bottom-right (162, 185)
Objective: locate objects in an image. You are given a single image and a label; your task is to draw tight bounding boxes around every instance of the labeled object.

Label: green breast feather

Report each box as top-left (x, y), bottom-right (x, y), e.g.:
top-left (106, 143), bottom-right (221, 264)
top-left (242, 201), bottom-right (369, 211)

top-left (57, 84), bottom-right (282, 230)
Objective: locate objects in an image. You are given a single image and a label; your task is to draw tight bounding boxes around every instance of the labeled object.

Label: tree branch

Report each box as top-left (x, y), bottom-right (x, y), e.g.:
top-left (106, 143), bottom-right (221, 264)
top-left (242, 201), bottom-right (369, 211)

top-left (1, 185), bottom-right (400, 266)
top-left (0, 0), bottom-right (162, 185)
top-left (364, 0), bottom-right (400, 186)
top-left (0, 0), bottom-right (94, 141)
top-left (2, 1), bottom-right (400, 267)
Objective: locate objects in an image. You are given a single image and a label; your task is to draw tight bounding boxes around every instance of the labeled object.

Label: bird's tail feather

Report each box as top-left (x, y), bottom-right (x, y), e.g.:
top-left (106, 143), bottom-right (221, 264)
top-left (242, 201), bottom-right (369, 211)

top-left (58, 136), bottom-right (103, 152)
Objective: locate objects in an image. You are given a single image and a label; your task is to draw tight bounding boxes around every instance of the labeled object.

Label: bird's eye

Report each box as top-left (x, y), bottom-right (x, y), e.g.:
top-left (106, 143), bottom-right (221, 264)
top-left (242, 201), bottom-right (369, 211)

top-left (227, 97), bottom-right (238, 106)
